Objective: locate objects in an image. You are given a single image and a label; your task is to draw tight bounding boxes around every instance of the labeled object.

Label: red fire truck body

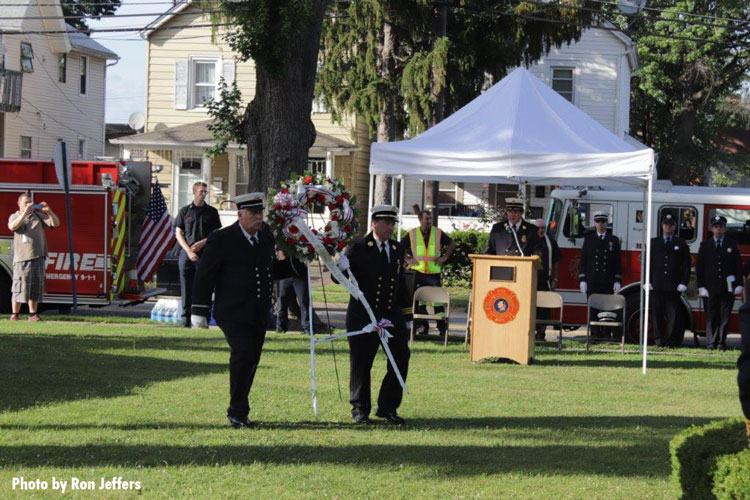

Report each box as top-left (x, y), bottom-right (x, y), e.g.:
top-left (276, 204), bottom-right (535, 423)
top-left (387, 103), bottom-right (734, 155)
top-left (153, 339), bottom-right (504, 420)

top-left (0, 158), bottom-right (158, 312)
top-left (547, 183), bottom-right (750, 343)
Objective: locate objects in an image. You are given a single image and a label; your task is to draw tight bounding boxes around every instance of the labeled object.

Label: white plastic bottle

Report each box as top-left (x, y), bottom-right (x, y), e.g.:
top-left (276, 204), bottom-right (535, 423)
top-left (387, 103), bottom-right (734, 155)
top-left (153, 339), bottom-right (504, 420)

top-left (151, 302), bottom-right (162, 322)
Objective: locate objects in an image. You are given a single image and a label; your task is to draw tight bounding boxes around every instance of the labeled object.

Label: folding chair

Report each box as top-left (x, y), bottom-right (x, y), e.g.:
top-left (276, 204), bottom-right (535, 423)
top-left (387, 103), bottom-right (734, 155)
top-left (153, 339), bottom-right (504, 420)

top-left (410, 286), bottom-right (451, 345)
top-left (536, 291), bottom-right (564, 350)
top-left (586, 293), bottom-right (627, 353)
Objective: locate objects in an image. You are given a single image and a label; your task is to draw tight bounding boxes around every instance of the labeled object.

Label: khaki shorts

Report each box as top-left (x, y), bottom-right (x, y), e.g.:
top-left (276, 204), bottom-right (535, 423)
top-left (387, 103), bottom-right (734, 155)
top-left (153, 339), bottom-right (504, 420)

top-left (12, 257), bottom-right (46, 303)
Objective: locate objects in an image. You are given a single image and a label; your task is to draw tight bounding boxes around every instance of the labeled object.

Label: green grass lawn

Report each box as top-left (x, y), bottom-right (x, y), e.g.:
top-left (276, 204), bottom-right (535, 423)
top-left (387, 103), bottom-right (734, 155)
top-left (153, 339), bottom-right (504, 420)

top-left (313, 282), bottom-right (470, 308)
top-left (0, 320), bottom-right (742, 498)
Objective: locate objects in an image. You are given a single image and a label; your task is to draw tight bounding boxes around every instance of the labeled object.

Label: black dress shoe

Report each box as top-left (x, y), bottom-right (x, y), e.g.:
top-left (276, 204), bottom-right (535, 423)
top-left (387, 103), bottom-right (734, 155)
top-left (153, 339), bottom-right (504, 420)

top-left (718, 344), bottom-right (727, 351)
top-left (227, 415), bottom-right (256, 428)
top-left (375, 410), bottom-right (406, 425)
top-left (352, 414), bottom-right (372, 425)
top-left (706, 344), bottom-right (716, 351)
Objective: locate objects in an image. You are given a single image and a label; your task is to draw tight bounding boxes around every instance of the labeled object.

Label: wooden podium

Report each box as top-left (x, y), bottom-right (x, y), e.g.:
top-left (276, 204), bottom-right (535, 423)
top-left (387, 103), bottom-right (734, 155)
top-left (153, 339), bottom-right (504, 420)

top-left (468, 254), bottom-right (541, 364)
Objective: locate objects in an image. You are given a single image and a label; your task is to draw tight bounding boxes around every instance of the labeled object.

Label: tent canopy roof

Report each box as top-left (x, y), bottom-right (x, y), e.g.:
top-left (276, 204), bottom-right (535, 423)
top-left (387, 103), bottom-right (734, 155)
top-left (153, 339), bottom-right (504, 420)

top-left (370, 67), bottom-right (654, 187)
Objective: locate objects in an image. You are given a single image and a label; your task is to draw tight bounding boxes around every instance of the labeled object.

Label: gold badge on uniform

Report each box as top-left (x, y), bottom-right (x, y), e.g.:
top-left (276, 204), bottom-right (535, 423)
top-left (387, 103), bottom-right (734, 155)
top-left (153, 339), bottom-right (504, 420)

top-left (391, 244), bottom-right (397, 251)
top-left (521, 235), bottom-right (527, 243)
top-left (367, 241), bottom-right (374, 247)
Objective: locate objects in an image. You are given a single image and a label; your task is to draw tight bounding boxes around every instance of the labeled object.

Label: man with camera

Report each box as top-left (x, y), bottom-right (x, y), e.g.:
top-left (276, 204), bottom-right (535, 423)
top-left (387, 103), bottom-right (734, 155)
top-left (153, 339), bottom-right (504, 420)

top-left (7, 192), bottom-right (59, 321)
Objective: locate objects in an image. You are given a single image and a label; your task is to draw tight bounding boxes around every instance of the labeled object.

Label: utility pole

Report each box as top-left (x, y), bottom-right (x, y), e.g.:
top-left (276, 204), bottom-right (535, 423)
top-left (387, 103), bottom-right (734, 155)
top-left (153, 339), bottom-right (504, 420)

top-left (424, 0), bottom-right (449, 228)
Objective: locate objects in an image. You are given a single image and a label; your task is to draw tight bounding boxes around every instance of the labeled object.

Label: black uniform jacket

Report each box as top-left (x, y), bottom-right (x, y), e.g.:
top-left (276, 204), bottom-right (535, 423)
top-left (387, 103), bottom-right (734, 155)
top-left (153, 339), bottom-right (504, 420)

top-left (697, 236), bottom-right (742, 295)
top-left (578, 231), bottom-right (622, 288)
top-left (649, 235), bottom-right (691, 291)
top-left (191, 221), bottom-right (291, 324)
top-left (341, 233), bottom-right (413, 331)
top-left (485, 219), bottom-right (541, 257)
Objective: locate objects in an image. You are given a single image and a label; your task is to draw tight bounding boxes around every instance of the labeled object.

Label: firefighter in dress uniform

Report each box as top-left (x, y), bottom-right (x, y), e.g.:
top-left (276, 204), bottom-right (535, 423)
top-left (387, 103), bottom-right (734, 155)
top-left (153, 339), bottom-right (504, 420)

top-left (648, 213), bottom-right (691, 347)
top-left (336, 205), bottom-right (413, 425)
top-left (697, 215), bottom-right (743, 351)
top-left (190, 192), bottom-right (291, 428)
top-left (578, 211), bottom-right (622, 340)
top-left (402, 209), bottom-right (455, 337)
top-left (739, 297), bottom-right (750, 443)
top-left (484, 198), bottom-right (541, 257)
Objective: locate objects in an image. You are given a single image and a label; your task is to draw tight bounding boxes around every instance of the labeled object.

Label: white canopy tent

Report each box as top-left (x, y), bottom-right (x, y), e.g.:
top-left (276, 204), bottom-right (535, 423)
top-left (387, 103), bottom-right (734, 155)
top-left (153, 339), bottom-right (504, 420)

top-left (369, 66), bottom-right (657, 373)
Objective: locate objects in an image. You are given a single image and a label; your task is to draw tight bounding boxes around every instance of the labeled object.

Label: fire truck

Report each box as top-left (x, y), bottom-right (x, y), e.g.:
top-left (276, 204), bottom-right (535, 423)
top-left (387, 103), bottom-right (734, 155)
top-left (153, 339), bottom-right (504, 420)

top-left (546, 182), bottom-right (750, 344)
top-left (0, 158), bottom-right (163, 313)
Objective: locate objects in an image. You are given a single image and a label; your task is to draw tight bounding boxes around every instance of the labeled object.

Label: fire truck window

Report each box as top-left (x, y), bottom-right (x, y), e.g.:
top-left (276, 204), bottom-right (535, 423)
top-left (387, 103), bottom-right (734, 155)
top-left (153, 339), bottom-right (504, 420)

top-left (547, 198), bottom-right (563, 239)
top-left (709, 208), bottom-right (750, 245)
top-left (658, 206), bottom-right (696, 242)
top-left (563, 202), bottom-right (613, 238)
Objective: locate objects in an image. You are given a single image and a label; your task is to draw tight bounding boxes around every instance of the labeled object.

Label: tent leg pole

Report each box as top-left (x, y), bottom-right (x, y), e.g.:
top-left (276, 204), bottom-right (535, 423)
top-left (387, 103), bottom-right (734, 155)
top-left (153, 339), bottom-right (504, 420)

top-left (642, 174), bottom-right (654, 375)
top-left (367, 173), bottom-right (374, 224)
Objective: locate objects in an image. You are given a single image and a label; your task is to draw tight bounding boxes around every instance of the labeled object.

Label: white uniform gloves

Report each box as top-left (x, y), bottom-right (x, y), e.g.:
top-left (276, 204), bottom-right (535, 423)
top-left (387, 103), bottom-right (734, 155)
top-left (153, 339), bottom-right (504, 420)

top-left (735, 286), bottom-right (744, 295)
top-left (698, 287), bottom-right (709, 297)
top-left (191, 314), bottom-right (208, 329)
top-left (579, 282), bottom-right (587, 294)
top-left (677, 284), bottom-right (687, 293)
top-left (613, 282), bottom-right (622, 293)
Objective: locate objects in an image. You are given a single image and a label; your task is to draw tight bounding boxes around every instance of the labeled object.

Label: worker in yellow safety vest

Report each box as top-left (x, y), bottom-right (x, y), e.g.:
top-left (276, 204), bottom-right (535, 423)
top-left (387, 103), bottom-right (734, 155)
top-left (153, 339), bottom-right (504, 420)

top-left (402, 210), bottom-right (455, 336)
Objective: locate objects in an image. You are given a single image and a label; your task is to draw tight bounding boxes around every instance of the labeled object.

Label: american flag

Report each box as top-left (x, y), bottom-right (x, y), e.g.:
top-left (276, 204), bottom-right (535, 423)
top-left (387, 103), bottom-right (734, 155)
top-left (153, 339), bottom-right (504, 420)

top-left (136, 183), bottom-right (175, 281)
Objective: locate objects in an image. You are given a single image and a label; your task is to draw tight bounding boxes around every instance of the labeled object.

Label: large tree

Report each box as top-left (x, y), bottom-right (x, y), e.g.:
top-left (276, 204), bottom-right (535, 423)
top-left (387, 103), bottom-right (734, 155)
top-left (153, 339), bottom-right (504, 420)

top-left (205, 0), bottom-right (329, 193)
top-left (618, 1), bottom-right (750, 184)
top-left (61, 0), bottom-right (121, 32)
top-left (316, 0), bottom-right (600, 204)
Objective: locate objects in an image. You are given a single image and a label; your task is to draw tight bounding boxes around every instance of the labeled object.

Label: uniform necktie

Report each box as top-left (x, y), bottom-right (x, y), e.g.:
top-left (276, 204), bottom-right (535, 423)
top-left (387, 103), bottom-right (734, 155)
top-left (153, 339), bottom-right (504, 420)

top-left (250, 235), bottom-right (258, 246)
top-left (600, 234), bottom-right (605, 241)
top-left (665, 237), bottom-right (670, 245)
top-left (380, 242), bottom-right (389, 264)
top-left (716, 239), bottom-right (721, 250)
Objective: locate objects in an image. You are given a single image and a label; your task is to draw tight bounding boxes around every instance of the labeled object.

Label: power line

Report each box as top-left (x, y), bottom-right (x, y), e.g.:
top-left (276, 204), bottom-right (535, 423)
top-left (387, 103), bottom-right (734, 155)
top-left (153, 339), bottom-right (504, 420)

top-left (2, 8), bottom-right (229, 20)
top-left (586, 0), bottom-right (750, 26)
top-left (1, 22), bottom-right (234, 35)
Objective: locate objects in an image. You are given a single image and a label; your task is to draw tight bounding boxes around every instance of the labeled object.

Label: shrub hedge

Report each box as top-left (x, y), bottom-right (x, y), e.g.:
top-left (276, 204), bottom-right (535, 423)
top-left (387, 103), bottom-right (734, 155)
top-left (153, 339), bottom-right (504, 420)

top-left (442, 230), bottom-right (489, 287)
top-left (712, 447), bottom-right (750, 500)
top-left (670, 418), bottom-right (747, 500)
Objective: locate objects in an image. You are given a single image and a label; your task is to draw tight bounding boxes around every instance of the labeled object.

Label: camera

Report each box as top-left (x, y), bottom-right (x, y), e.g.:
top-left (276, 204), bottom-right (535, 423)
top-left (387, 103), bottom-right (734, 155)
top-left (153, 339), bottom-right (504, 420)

top-left (31, 203), bottom-right (43, 210)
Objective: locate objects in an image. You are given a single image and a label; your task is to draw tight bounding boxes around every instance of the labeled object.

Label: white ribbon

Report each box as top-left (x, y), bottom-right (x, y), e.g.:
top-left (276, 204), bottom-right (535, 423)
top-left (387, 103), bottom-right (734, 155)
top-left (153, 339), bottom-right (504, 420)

top-left (296, 218), bottom-right (408, 416)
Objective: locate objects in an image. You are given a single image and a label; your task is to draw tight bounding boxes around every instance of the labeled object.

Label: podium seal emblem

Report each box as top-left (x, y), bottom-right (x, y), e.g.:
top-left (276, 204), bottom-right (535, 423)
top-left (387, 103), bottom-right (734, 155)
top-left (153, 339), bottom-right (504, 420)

top-left (483, 287), bottom-right (520, 324)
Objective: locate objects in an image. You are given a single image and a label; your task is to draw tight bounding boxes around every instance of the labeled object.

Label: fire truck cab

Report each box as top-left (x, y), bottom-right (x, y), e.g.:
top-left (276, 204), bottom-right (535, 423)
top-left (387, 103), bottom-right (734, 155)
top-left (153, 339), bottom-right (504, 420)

top-left (0, 158), bottom-right (160, 313)
top-left (547, 181), bottom-right (750, 343)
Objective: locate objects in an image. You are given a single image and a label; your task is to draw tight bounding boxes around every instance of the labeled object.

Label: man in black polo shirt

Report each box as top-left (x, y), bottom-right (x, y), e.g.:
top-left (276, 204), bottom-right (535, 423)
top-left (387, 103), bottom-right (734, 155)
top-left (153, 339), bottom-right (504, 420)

top-left (174, 181), bottom-right (222, 327)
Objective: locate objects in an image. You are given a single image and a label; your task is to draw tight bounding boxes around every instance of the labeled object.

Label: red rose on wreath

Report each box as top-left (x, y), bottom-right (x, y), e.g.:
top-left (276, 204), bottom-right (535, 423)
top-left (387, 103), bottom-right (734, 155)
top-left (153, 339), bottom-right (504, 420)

top-left (336, 195), bottom-right (344, 204)
top-left (286, 237), bottom-right (295, 245)
top-left (342, 192), bottom-right (350, 200)
top-left (300, 235), bottom-right (308, 243)
top-left (337, 241), bottom-right (347, 250)
top-left (306, 244), bottom-right (314, 253)
top-left (288, 225), bottom-right (299, 234)
top-left (331, 213), bottom-right (339, 221)
top-left (323, 237), bottom-right (333, 245)
top-left (304, 175), bottom-right (313, 184)
top-left (281, 188), bottom-right (288, 194)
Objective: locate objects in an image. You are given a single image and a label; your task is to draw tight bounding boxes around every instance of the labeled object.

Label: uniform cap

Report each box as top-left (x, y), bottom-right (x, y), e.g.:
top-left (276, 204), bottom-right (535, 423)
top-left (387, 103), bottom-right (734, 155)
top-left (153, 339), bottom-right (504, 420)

top-left (533, 218), bottom-right (546, 228)
top-left (371, 205), bottom-right (399, 220)
top-left (235, 192), bottom-right (264, 211)
top-left (661, 213), bottom-right (677, 225)
top-left (711, 215), bottom-right (727, 226)
top-left (592, 211), bottom-right (609, 222)
top-left (505, 198), bottom-right (524, 210)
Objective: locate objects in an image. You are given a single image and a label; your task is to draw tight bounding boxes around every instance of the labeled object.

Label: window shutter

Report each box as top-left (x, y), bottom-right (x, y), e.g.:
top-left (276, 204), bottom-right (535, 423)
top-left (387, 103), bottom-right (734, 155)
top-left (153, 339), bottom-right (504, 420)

top-left (221, 59), bottom-right (235, 85)
top-left (174, 59), bottom-right (188, 110)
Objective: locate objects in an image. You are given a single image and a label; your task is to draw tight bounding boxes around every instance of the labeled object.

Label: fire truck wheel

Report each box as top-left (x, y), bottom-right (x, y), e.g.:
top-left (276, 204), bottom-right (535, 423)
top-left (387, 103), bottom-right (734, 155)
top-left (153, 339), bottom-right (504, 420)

top-left (0, 271), bottom-right (10, 314)
top-left (624, 293), bottom-right (653, 345)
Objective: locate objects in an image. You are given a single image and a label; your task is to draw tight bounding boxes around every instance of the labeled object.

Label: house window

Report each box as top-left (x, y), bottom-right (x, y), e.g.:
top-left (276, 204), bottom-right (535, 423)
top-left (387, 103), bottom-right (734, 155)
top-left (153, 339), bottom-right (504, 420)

top-left (438, 182), bottom-right (457, 215)
top-left (552, 68), bottom-right (574, 102)
top-left (235, 154), bottom-right (249, 196)
top-left (20, 42), bottom-right (33, 73)
top-left (535, 185), bottom-right (546, 198)
top-left (58, 54), bottom-right (66, 83)
top-left (20, 136), bottom-right (32, 158)
top-left (79, 56), bottom-right (87, 95)
top-left (311, 96), bottom-right (327, 114)
top-left (78, 139), bottom-right (87, 159)
top-left (192, 59), bottom-right (217, 108)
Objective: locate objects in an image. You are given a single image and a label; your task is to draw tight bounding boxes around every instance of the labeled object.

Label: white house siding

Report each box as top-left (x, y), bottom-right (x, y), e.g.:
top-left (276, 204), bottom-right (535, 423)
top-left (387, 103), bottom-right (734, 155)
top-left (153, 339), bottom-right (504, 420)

top-left (526, 28), bottom-right (631, 136)
top-left (1, 5), bottom-right (107, 159)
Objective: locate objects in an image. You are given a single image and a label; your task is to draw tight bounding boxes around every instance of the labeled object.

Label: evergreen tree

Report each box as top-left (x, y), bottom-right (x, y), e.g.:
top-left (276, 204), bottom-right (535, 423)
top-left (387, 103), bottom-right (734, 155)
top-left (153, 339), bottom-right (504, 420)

top-left (317, 0), bottom-right (598, 204)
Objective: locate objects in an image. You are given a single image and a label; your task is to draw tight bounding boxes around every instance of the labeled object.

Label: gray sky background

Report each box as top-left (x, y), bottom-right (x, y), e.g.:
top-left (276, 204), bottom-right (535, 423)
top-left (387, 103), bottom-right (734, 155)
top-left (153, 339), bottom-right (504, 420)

top-left (89, 0), bottom-right (161, 124)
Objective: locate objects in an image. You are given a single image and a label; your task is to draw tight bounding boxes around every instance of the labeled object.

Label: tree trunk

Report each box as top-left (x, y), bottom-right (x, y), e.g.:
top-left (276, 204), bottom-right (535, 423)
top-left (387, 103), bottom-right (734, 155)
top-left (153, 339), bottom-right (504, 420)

top-left (243, 1), bottom-right (328, 194)
top-left (669, 111), bottom-right (698, 185)
top-left (373, 17), bottom-right (397, 206)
